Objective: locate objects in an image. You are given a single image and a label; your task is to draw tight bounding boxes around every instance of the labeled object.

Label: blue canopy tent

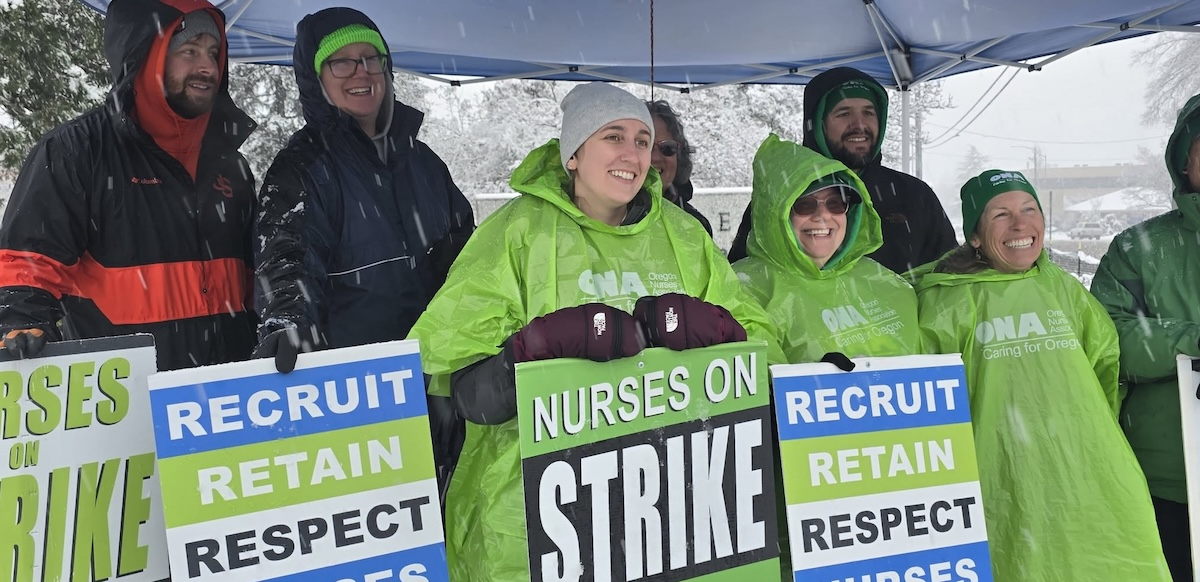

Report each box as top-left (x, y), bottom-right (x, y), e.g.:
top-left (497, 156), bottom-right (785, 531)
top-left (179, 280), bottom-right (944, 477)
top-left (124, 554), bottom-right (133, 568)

top-left (79, 0), bottom-right (1200, 89)
top-left (79, 0), bottom-right (1200, 167)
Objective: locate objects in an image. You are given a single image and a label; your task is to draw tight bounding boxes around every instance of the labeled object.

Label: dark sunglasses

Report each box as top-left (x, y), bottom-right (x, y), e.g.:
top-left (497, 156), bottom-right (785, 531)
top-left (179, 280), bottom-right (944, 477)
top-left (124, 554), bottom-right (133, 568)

top-left (653, 140), bottom-right (679, 157)
top-left (792, 192), bottom-right (850, 216)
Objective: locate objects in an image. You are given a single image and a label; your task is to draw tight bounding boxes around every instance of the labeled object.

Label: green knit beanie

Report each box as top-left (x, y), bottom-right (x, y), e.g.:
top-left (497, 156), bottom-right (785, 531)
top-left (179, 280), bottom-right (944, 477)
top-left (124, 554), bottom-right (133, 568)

top-left (960, 169), bottom-right (1042, 238)
top-left (314, 24), bottom-right (388, 74)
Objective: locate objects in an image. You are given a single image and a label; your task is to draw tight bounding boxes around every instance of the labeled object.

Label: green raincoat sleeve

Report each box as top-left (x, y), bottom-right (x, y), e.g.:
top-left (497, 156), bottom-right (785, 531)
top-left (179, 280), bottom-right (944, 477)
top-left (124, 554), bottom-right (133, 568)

top-left (1091, 234), bottom-right (1200, 382)
top-left (914, 258), bottom-right (1169, 582)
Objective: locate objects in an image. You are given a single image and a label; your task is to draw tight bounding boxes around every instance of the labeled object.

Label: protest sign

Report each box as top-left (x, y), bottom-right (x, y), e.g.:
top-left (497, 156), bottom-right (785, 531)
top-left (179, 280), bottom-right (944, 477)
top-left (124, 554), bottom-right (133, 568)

top-left (0, 334), bottom-right (166, 582)
top-left (148, 339), bottom-right (448, 582)
top-left (516, 341), bottom-right (778, 582)
top-left (772, 354), bottom-right (991, 582)
top-left (1177, 354), bottom-right (1200, 581)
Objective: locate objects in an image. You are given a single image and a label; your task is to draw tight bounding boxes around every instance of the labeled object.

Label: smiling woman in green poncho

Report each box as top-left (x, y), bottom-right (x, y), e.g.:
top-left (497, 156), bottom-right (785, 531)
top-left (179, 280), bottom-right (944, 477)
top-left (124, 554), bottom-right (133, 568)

top-left (733, 134), bottom-right (920, 363)
top-left (408, 82), bottom-right (782, 581)
top-left (914, 169), bottom-right (1169, 581)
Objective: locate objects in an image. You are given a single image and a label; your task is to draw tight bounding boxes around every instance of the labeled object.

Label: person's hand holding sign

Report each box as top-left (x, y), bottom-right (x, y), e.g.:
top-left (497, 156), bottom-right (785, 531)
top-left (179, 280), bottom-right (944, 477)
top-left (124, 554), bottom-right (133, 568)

top-left (510, 303), bottom-right (647, 363)
top-left (634, 293), bottom-right (747, 351)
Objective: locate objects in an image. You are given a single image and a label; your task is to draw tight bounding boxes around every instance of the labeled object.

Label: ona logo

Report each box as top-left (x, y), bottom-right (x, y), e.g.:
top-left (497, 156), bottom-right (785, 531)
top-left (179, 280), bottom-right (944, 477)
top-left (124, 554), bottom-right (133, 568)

top-left (822, 305), bottom-right (869, 333)
top-left (592, 313), bottom-right (607, 335)
top-left (989, 172), bottom-right (1028, 185)
top-left (975, 312), bottom-right (1046, 344)
top-left (578, 269), bottom-right (649, 299)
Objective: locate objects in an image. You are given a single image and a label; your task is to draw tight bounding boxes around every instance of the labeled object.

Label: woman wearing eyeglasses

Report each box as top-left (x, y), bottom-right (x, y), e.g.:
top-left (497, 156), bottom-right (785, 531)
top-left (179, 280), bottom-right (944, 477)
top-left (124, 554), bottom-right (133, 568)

top-left (732, 134), bottom-right (920, 363)
top-left (647, 100), bottom-right (713, 235)
top-left (252, 7), bottom-right (474, 491)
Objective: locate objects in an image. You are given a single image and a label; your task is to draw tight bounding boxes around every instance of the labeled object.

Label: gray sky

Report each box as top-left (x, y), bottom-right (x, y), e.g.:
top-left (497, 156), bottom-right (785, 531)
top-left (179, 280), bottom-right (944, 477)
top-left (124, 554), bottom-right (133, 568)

top-left (920, 33), bottom-right (1170, 199)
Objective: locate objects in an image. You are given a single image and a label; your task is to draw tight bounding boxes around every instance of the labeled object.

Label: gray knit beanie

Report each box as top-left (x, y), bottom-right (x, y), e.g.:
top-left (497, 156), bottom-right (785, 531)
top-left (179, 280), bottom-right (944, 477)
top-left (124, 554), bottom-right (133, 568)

top-left (169, 11), bottom-right (221, 54)
top-left (559, 82), bottom-right (655, 170)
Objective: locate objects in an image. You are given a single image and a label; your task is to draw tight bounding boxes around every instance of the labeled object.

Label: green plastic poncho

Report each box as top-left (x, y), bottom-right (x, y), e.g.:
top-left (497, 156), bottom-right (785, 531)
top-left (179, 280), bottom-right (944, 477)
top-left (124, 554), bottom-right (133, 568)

top-left (1090, 93), bottom-right (1200, 505)
top-left (915, 253), bottom-right (1169, 581)
top-left (733, 135), bottom-right (920, 362)
top-left (408, 139), bottom-right (784, 581)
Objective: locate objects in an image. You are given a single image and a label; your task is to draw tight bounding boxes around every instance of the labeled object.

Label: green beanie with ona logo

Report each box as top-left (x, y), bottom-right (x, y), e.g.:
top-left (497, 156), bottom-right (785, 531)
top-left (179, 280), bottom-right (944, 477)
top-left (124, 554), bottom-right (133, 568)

top-left (313, 24), bottom-right (388, 74)
top-left (960, 169), bottom-right (1042, 238)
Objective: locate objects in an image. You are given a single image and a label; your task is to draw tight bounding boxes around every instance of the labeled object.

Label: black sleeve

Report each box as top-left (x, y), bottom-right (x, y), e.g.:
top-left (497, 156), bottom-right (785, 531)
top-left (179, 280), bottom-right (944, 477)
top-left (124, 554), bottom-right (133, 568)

top-left (427, 166), bottom-right (476, 290)
top-left (0, 132), bottom-right (91, 339)
top-left (253, 145), bottom-right (330, 346)
top-left (917, 182), bottom-right (959, 265)
top-left (726, 201), bottom-right (753, 262)
top-left (450, 342), bottom-right (517, 425)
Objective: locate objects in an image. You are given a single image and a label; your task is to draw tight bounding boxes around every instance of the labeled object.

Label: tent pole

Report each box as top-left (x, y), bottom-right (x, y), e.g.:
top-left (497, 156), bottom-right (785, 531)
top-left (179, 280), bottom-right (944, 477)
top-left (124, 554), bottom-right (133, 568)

top-left (901, 90), bottom-right (911, 174)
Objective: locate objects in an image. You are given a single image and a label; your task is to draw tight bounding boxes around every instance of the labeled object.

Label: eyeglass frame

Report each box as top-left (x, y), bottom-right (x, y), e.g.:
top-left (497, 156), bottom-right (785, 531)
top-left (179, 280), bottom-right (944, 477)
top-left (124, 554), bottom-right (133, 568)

top-left (652, 140), bottom-right (680, 157)
top-left (791, 189), bottom-right (852, 216)
top-left (324, 54), bottom-right (390, 79)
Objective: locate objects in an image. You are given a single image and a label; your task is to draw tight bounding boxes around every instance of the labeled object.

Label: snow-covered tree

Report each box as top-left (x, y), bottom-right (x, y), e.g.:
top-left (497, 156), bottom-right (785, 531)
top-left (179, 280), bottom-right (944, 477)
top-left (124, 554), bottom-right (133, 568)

top-left (1136, 32), bottom-right (1200, 126)
top-left (955, 145), bottom-right (990, 184)
top-left (0, 0), bottom-right (107, 173)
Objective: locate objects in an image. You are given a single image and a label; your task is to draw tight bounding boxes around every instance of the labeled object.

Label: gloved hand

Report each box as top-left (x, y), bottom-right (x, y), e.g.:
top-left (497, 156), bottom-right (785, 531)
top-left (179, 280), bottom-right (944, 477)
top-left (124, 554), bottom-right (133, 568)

top-left (0, 328), bottom-right (48, 359)
top-left (510, 303), bottom-right (646, 363)
top-left (253, 327), bottom-right (313, 373)
top-left (633, 293), bottom-right (747, 351)
top-left (821, 352), bottom-right (856, 372)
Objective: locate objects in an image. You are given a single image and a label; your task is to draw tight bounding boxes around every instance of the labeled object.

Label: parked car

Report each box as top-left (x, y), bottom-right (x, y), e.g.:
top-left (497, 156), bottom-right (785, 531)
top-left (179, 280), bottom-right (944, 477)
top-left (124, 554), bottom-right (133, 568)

top-left (1069, 221), bottom-right (1106, 239)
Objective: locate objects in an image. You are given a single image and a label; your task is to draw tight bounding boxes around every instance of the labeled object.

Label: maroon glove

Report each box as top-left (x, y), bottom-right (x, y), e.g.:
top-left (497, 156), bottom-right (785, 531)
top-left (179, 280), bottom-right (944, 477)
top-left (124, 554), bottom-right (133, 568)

top-left (510, 303), bottom-right (646, 363)
top-left (634, 293), bottom-right (747, 351)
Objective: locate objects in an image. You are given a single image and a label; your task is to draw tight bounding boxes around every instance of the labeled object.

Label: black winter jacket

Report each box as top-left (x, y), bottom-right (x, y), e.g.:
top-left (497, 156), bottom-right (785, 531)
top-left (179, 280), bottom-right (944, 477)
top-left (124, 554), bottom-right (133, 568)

top-left (0, 0), bottom-right (257, 371)
top-left (728, 67), bottom-right (957, 275)
top-left (254, 8), bottom-right (475, 350)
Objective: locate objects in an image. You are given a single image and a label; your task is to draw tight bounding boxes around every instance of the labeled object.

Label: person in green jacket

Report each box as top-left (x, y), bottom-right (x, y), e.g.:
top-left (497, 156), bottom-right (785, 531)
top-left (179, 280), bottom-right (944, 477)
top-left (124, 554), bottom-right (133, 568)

top-left (408, 82), bottom-right (783, 581)
top-left (1091, 94), bottom-right (1200, 582)
top-left (915, 169), bottom-right (1169, 581)
top-left (733, 134), bottom-right (919, 362)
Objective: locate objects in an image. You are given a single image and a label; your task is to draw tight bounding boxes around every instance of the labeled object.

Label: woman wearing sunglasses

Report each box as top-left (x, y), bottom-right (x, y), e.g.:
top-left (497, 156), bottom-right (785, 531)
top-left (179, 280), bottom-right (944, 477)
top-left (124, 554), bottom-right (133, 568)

top-left (647, 100), bottom-right (713, 235)
top-left (733, 134), bottom-right (920, 363)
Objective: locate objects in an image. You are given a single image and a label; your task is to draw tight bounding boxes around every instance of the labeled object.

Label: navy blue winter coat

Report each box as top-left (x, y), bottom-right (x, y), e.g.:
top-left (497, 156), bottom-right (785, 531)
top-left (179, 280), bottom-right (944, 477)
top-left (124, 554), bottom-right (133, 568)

top-left (254, 8), bottom-right (474, 350)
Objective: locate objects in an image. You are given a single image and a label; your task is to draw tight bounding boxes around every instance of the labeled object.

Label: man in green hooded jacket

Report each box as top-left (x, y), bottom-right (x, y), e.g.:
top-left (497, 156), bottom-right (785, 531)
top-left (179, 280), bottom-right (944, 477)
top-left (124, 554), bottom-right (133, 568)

top-left (1091, 93), bottom-right (1200, 581)
top-left (733, 134), bottom-right (920, 363)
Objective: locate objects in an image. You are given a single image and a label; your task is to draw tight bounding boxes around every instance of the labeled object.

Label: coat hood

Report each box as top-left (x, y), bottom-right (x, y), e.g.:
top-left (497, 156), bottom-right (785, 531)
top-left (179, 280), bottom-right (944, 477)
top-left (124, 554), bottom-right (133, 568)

top-left (802, 67), bottom-right (889, 166)
top-left (746, 134), bottom-right (881, 279)
top-left (103, 0), bottom-right (230, 114)
top-left (1165, 93), bottom-right (1200, 228)
top-left (293, 8), bottom-right (420, 139)
top-left (508, 139), bottom-right (664, 235)
top-left (913, 250), bottom-right (1051, 293)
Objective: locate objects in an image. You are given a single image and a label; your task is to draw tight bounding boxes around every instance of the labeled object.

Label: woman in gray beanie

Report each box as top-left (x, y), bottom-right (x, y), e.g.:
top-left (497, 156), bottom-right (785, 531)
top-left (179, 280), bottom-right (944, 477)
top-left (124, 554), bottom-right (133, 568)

top-left (408, 81), bottom-right (784, 580)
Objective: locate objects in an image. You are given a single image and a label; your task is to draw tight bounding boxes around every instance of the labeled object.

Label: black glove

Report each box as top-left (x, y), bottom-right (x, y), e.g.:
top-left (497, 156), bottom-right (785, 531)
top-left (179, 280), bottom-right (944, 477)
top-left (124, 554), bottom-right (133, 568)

top-left (253, 328), bottom-right (312, 373)
top-left (633, 293), bottom-right (747, 351)
top-left (510, 303), bottom-right (646, 363)
top-left (0, 328), bottom-right (48, 359)
top-left (1192, 358), bottom-right (1200, 399)
top-left (821, 352), bottom-right (856, 372)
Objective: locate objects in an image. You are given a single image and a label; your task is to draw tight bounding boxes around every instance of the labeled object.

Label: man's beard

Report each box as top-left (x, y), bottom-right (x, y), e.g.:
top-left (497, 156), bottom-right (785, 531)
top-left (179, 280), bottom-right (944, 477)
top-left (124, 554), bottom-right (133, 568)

top-left (829, 131), bottom-right (876, 170)
top-left (165, 74), bottom-right (218, 119)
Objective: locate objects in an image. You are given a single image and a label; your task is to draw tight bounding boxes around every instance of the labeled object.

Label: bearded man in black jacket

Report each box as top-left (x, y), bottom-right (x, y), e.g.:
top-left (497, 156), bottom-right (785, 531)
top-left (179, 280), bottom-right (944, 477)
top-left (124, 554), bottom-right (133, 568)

top-left (0, 0), bottom-right (258, 370)
top-left (728, 67), bottom-right (957, 275)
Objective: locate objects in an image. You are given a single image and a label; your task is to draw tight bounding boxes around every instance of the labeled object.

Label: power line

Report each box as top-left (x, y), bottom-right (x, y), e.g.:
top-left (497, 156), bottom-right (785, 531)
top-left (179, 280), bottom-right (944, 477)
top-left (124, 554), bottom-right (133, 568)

top-left (922, 123), bottom-right (1170, 145)
top-left (926, 69), bottom-right (1021, 149)
top-left (924, 68), bottom-right (1008, 145)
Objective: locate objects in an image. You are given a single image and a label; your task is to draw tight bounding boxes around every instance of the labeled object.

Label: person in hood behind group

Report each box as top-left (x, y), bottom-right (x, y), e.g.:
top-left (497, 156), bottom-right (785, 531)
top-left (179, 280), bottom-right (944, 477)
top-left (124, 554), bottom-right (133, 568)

top-left (253, 7), bottom-right (475, 494)
top-left (0, 0), bottom-right (257, 370)
top-left (733, 134), bottom-right (919, 363)
top-left (646, 99), bottom-right (713, 235)
top-left (408, 81), bottom-right (782, 581)
top-left (728, 67), bottom-right (957, 275)
top-left (915, 170), bottom-right (1169, 581)
top-left (1090, 93), bottom-right (1200, 582)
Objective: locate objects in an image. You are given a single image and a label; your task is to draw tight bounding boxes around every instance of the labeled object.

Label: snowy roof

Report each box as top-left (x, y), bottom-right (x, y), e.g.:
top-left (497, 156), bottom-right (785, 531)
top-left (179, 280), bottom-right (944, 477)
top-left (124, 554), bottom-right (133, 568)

top-left (1065, 187), bottom-right (1171, 212)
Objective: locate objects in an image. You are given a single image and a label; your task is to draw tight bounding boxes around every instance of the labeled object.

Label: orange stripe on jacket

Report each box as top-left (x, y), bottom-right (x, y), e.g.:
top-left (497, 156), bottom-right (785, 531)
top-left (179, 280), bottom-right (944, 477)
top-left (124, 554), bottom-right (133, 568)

top-left (0, 249), bottom-right (250, 325)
